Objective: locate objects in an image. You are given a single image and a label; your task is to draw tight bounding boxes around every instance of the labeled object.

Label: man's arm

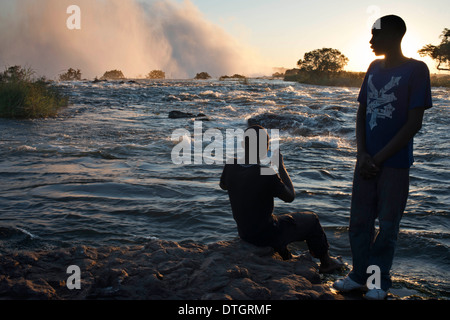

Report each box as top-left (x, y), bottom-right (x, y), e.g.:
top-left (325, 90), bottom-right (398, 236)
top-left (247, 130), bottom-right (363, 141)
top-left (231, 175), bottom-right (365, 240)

top-left (356, 103), bottom-right (379, 178)
top-left (373, 107), bottom-right (425, 166)
top-left (356, 102), bottom-right (367, 157)
top-left (277, 153), bottom-right (295, 203)
top-left (220, 166), bottom-right (228, 190)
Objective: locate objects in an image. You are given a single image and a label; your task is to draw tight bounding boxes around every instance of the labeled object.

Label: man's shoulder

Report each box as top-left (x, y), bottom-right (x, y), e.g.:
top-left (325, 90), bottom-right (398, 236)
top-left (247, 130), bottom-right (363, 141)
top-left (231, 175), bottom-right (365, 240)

top-left (408, 59), bottom-right (430, 73)
top-left (223, 157), bottom-right (250, 166)
top-left (367, 59), bottom-right (383, 70)
top-left (223, 159), bottom-right (260, 172)
top-left (370, 59), bottom-right (384, 66)
top-left (368, 58), bottom-right (428, 70)
top-left (222, 160), bottom-right (279, 180)
top-left (409, 58), bottom-right (428, 67)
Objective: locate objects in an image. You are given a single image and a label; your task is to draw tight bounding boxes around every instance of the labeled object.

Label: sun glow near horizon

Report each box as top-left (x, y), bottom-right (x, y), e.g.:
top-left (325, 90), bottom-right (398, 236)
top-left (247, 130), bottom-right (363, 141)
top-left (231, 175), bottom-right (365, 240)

top-left (343, 28), bottom-right (439, 74)
top-left (190, 0), bottom-right (448, 76)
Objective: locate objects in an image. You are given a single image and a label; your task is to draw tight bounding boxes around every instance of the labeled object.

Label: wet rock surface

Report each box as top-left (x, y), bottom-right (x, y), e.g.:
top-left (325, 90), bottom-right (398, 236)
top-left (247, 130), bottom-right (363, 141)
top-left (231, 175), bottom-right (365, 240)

top-left (0, 238), bottom-right (345, 300)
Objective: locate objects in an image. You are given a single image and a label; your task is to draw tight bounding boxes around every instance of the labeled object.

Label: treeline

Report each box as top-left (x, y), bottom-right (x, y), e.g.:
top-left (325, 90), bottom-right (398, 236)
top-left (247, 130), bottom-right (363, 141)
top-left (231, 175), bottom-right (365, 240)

top-left (280, 44), bottom-right (450, 88)
top-left (58, 68), bottom-right (251, 82)
top-left (59, 68), bottom-right (166, 81)
top-left (279, 48), bottom-right (363, 87)
top-left (282, 67), bottom-right (449, 88)
top-left (284, 69), bottom-right (365, 87)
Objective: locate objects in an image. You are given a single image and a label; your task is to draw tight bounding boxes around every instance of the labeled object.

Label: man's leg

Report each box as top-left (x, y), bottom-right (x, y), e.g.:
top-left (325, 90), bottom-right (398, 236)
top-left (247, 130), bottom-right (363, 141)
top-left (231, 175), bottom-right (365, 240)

top-left (275, 211), bottom-right (330, 259)
top-left (348, 165), bottom-right (378, 285)
top-left (369, 167), bottom-right (409, 291)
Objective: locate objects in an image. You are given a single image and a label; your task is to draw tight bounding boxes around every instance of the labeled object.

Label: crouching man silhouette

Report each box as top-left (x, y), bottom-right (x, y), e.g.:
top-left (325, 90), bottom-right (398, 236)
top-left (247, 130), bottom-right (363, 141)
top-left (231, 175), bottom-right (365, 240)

top-left (220, 125), bottom-right (343, 273)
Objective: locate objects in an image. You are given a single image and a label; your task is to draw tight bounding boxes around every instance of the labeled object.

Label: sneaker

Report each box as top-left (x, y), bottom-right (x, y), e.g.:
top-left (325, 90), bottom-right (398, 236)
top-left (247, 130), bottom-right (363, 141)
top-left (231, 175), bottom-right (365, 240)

top-left (364, 288), bottom-right (388, 300)
top-left (333, 276), bottom-right (366, 292)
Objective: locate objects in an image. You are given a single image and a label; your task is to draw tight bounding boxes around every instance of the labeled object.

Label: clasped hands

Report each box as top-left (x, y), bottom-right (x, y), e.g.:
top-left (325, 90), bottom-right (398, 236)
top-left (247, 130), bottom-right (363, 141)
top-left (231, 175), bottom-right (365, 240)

top-left (358, 152), bottom-right (380, 179)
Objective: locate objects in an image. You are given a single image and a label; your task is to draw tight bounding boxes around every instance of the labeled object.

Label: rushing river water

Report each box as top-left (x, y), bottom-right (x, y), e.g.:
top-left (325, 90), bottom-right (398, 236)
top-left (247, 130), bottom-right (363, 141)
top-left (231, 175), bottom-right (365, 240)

top-left (0, 79), bottom-right (448, 299)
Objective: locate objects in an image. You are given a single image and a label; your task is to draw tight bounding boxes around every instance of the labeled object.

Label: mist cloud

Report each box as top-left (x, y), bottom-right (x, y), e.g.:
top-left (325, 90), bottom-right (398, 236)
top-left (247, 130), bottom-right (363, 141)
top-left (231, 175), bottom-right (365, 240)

top-left (0, 0), bottom-right (270, 79)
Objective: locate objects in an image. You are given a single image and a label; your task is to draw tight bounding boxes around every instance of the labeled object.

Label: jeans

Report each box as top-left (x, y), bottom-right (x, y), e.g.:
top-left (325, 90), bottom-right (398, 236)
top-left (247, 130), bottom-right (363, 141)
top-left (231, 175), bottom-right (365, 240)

top-left (348, 165), bottom-right (409, 291)
top-left (273, 212), bottom-right (330, 259)
top-left (243, 211), bottom-right (330, 260)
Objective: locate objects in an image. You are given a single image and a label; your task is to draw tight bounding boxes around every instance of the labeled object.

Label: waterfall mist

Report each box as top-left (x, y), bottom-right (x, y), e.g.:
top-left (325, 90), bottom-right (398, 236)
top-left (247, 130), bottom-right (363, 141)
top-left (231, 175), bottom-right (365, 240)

top-left (0, 0), bottom-right (271, 79)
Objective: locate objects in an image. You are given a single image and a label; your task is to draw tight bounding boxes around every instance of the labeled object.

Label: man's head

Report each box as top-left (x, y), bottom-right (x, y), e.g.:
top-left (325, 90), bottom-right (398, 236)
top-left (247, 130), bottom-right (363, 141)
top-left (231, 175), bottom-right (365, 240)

top-left (243, 125), bottom-right (270, 164)
top-left (370, 15), bottom-right (407, 56)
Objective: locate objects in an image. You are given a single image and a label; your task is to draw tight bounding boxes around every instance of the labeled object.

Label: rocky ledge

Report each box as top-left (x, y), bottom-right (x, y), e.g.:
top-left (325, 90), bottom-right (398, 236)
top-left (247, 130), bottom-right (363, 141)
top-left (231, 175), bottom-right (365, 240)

top-left (0, 238), bottom-right (345, 300)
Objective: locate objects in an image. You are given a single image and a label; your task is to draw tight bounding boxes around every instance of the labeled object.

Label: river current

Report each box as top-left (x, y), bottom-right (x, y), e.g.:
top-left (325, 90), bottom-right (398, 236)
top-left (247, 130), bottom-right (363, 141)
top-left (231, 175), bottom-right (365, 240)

top-left (0, 79), bottom-right (448, 299)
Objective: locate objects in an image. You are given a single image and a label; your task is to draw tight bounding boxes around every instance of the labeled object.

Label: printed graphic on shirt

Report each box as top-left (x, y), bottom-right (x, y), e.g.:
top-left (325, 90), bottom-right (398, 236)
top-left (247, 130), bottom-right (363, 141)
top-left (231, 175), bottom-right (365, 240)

top-left (367, 75), bottom-right (402, 130)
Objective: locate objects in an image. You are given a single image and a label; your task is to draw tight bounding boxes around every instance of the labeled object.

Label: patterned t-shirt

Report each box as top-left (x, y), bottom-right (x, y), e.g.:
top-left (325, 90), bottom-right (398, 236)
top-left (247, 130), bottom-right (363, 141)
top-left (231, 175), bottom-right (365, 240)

top-left (358, 59), bottom-right (433, 168)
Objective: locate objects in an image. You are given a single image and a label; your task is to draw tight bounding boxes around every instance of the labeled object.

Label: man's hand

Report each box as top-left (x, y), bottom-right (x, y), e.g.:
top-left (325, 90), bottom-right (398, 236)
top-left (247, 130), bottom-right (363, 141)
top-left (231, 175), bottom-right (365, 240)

top-left (358, 152), bottom-right (379, 179)
top-left (278, 150), bottom-right (285, 169)
top-left (275, 150), bottom-right (295, 203)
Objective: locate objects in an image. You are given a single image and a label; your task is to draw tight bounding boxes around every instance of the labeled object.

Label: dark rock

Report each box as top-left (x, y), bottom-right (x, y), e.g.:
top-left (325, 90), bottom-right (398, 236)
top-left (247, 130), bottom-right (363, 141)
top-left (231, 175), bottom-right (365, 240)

top-left (247, 113), bottom-right (301, 130)
top-left (169, 111), bottom-right (208, 120)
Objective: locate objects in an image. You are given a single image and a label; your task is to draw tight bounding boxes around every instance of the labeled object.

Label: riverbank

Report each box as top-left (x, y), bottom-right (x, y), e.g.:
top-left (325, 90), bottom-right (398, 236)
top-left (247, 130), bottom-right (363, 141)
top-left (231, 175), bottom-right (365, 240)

top-left (0, 238), bottom-right (349, 300)
top-left (283, 70), bottom-right (365, 88)
top-left (283, 69), bottom-right (450, 88)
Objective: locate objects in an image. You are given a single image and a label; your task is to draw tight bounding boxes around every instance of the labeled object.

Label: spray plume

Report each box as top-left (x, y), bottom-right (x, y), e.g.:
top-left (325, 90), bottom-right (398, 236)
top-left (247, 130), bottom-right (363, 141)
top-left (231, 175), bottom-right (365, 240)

top-left (0, 0), bottom-right (271, 79)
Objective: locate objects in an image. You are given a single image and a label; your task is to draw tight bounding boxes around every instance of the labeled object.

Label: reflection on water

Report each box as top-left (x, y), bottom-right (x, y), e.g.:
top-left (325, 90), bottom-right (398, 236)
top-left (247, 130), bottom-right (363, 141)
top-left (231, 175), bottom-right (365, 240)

top-left (0, 79), bottom-right (448, 299)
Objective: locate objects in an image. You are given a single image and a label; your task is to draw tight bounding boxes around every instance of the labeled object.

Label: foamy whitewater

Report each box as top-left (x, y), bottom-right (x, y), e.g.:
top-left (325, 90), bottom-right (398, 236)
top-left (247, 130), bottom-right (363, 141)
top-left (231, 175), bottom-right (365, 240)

top-left (0, 79), bottom-right (448, 299)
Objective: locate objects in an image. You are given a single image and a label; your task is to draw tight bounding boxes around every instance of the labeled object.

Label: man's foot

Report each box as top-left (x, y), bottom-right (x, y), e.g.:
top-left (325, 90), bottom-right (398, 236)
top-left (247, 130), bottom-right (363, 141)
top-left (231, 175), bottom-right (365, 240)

top-left (364, 288), bottom-right (388, 300)
top-left (333, 275), bottom-right (366, 292)
top-left (275, 246), bottom-right (292, 260)
top-left (319, 256), bottom-right (344, 274)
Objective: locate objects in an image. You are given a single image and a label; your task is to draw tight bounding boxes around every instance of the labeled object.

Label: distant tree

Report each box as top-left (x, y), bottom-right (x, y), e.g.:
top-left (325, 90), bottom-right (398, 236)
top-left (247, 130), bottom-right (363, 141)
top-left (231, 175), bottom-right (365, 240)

top-left (297, 48), bottom-right (349, 73)
top-left (59, 68), bottom-right (82, 81)
top-left (194, 72), bottom-right (211, 80)
top-left (100, 70), bottom-right (126, 80)
top-left (147, 70), bottom-right (166, 79)
top-left (419, 28), bottom-right (450, 71)
top-left (0, 65), bottom-right (34, 82)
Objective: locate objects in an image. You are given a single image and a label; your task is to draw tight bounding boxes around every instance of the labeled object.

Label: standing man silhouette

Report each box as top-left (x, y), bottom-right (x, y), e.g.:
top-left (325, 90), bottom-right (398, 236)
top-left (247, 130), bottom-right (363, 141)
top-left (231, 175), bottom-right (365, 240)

top-left (333, 15), bottom-right (433, 299)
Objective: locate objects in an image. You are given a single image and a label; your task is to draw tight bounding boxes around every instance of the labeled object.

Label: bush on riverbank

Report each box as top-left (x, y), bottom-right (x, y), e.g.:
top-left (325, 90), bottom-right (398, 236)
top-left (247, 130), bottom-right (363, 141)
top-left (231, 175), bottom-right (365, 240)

top-left (219, 74), bottom-right (247, 81)
top-left (0, 66), bottom-right (68, 119)
top-left (59, 68), bottom-right (82, 81)
top-left (100, 69), bottom-right (126, 80)
top-left (147, 70), bottom-right (166, 79)
top-left (430, 74), bottom-right (450, 87)
top-left (194, 72), bottom-right (211, 80)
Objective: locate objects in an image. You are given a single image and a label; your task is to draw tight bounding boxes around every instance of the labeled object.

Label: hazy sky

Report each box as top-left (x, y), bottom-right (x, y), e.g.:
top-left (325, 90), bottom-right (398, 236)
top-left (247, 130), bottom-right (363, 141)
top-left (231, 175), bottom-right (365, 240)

top-left (182, 0), bottom-right (449, 73)
top-left (0, 0), bottom-right (448, 78)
